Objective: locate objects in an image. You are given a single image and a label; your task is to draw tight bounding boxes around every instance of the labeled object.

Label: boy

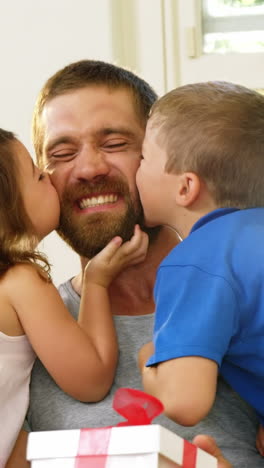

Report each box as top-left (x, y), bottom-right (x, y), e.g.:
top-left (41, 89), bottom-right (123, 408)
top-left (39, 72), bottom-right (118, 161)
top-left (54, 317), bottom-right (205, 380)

top-left (136, 81), bottom-right (264, 455)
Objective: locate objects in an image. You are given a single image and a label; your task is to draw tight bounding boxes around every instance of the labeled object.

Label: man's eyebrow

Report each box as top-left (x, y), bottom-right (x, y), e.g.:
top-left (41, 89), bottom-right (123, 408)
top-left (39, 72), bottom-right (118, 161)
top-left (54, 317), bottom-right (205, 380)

top-left (97, 127), bottom-right (136, 138)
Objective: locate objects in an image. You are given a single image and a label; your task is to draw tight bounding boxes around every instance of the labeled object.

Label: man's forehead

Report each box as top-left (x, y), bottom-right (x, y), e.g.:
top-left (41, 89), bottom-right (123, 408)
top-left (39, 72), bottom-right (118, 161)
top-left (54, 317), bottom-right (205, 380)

top-left (43, 85), bottom-right (136, 111)
top-left (42, 89), bottom-right (142, 129)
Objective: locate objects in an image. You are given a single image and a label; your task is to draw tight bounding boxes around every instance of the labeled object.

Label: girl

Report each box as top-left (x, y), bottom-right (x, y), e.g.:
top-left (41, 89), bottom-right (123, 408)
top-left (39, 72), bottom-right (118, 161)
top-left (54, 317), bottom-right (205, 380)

top-left (0, 128), bottom-right (148, 466)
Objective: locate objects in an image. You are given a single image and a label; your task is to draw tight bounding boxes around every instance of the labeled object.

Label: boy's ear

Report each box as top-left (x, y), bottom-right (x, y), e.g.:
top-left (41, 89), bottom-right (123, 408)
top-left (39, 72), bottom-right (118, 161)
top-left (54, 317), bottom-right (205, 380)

top-left (175, 172), bottom-right (201, 207)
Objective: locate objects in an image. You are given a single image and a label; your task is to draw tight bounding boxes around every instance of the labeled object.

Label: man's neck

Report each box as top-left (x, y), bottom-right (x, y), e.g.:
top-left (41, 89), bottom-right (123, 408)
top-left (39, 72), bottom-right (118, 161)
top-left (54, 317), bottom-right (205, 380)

top-left (71, 226), bottom-right (180, 316)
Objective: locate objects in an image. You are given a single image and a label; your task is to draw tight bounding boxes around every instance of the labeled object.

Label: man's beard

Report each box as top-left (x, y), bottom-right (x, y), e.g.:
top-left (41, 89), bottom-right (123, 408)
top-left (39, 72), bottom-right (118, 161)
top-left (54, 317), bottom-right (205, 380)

top-left (56, 177), bottom-right (159, 258)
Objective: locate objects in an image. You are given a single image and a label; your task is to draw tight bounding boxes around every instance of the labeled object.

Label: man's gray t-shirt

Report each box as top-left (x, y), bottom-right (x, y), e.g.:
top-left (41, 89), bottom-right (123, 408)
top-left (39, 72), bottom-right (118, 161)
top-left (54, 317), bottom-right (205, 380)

top-left (27, 280), bottom-right (263, 467)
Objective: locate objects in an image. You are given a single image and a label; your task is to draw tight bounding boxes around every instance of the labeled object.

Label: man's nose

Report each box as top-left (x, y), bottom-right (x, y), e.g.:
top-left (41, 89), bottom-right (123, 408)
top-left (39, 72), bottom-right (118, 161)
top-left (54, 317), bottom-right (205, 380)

top-left (72, 147), bottom-right (110, 181)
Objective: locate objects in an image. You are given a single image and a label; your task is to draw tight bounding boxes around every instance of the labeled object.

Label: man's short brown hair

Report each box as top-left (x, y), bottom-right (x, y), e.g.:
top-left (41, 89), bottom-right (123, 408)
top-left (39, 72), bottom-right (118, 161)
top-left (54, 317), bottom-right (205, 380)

top-left (32, 59), bottom-right (157, 167)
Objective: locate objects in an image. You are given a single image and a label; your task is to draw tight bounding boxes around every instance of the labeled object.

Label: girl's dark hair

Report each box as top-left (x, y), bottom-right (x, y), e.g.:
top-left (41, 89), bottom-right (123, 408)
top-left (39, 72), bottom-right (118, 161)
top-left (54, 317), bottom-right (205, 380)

top-left (0, 128), bottom-right (50, 278)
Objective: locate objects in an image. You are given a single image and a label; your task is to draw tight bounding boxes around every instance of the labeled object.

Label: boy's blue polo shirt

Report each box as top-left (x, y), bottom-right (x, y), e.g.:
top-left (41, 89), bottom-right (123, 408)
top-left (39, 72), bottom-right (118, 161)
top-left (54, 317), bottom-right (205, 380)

top-left (147, 207), bottom-right (264, 423)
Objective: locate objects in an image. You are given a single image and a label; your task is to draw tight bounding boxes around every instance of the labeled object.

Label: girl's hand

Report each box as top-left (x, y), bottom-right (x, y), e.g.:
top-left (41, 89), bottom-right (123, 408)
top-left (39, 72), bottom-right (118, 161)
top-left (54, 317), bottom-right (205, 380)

top-left (84, 224), bottom-right (149, 287)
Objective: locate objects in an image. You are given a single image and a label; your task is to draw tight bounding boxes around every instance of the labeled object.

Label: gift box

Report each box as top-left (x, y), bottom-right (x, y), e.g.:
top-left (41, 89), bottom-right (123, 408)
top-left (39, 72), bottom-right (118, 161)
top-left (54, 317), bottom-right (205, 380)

top-left (27, 424), bottom-right (216, 467)
top-left (27, 388), bottom-right (217, 467)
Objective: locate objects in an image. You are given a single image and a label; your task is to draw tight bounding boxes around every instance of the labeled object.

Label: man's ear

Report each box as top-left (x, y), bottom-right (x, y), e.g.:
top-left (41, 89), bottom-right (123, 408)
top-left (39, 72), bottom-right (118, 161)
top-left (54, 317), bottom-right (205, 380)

top-left (175, 172), bottom-right (201, 207)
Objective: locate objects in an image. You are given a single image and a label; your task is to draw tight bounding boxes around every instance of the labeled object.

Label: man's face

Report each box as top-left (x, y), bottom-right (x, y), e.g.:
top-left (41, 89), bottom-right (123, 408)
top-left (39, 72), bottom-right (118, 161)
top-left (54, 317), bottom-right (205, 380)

top-left (40, 86), bottom-right (146, 257)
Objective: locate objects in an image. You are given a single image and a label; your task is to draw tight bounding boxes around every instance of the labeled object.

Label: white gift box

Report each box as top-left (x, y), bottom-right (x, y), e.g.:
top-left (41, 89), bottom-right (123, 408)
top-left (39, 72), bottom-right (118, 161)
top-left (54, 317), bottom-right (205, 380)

top-left (27, 424), bottom-right (217, 467)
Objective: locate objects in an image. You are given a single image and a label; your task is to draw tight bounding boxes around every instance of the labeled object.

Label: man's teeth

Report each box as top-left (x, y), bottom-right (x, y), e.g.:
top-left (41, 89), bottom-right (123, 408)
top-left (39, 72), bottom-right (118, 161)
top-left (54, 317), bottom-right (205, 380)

top-left (79, 194), bottom-right (118, 209)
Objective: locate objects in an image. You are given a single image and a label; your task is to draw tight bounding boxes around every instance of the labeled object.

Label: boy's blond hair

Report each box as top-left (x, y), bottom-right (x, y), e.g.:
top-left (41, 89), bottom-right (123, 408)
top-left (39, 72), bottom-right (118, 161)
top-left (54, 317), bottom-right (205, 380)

top-left (150, 81), bottom-right (264, 208)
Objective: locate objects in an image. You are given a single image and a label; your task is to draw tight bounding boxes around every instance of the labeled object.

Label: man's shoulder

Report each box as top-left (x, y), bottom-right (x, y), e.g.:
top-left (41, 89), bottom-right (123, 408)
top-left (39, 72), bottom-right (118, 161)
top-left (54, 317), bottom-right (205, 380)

top-left (58, 278), bottom-right (71, 295)
top-left (58, 279), bottom-right (80, 319)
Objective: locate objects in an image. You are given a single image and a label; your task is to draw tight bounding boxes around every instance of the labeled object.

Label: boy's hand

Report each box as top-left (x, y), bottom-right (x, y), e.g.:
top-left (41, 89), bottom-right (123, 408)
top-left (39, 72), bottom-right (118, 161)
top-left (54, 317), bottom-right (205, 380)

top-left (256, 424), bottom-right (264, 456)
top-left (138, 341), bottom-right (154, 372)
top-left (193, 435), bottom-right (232, 468)
top-left (84, 225), bottom-right (149, 287)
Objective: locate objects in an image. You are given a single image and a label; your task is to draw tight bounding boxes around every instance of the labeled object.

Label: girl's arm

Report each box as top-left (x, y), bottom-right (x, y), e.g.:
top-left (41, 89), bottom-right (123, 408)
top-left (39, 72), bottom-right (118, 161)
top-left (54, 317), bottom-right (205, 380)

top-left (6, 429), bottom-right (29, 468)
top-left (4, 225), bottom-right (148, 402)
top-left (77, 224), bottom-right (149, 399)
top-left (139, 344), bottom-right (218, 426)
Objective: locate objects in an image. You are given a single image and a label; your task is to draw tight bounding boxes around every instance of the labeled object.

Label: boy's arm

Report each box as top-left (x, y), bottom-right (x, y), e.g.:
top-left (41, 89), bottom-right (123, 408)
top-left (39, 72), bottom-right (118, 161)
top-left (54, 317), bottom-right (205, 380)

top-left (193, 435), bottom-right (233, 468)
top-left (139, 344), bottom-right (218, 426)
top-left (138, 266), bottom-right (236, 426)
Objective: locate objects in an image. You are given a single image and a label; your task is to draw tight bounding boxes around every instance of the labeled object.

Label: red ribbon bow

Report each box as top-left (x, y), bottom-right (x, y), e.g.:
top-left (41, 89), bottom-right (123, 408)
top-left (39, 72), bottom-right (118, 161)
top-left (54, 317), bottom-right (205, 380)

top-left (76, 388), bottom-right (197, 467)
top-left (113, 387), bottom-right (164, 426)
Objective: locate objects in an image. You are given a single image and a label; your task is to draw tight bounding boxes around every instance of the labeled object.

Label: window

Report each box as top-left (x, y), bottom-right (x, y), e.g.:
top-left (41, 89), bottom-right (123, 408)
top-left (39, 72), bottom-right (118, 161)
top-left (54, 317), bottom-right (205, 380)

top-left (202, 0), bottom-right (264, 54)
top-left (174, 0), bottom-right (264, 88)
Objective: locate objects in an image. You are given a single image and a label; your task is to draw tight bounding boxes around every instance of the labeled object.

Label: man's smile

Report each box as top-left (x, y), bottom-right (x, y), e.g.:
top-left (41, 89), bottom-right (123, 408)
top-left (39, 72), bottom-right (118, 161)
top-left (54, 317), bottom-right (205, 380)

top-left (77, 193), bottom-right (119, 210)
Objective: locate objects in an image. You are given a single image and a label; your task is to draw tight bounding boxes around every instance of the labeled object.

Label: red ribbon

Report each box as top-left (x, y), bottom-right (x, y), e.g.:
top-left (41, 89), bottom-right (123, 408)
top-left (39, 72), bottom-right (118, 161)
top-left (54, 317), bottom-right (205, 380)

top-left (183, 439), bottom-right (197, 468)
top-left (75, 388), bottom-right (197, 467)
top-left (113, 387), bottom-right (164, 426)
top-left (75, 427), bottom-right (111, 468)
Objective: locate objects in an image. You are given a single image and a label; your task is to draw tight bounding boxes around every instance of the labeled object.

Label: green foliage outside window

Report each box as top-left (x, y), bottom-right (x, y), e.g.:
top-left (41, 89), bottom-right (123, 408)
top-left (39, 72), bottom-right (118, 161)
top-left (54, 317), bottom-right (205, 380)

top-left (222, 0), bottom-right (264, 7)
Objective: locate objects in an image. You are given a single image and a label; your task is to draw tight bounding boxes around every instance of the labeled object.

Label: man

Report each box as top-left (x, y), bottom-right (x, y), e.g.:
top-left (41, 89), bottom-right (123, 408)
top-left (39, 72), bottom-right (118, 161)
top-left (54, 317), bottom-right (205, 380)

top-left (8, 61), bottom-right (262, 467)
